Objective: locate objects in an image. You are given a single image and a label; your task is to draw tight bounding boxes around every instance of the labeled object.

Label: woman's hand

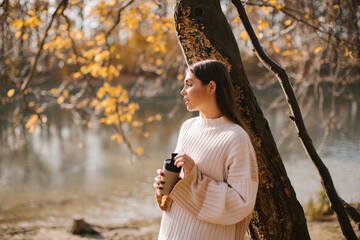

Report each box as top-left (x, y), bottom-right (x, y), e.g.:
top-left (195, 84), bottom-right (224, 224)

top-left (153, 169), bottom-right (173, 211)
top-left (153, 169), bottom-right (164, 195)
top-left (174, 153), bottom-right (195, 176)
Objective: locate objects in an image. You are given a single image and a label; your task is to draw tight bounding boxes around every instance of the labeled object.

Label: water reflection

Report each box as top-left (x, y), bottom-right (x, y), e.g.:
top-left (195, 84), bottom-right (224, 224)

top-left (0, 95), bottom-right (359, 225)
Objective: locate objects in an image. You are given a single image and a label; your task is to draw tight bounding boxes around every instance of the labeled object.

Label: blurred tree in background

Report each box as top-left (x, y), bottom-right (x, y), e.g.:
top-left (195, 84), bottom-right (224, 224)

top-left (1, 0), bottom-right (359, 154)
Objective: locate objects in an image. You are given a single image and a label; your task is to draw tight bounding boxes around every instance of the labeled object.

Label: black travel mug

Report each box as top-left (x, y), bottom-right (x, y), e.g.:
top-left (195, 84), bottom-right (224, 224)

top-left (159, 153), bottom-right (181, 195)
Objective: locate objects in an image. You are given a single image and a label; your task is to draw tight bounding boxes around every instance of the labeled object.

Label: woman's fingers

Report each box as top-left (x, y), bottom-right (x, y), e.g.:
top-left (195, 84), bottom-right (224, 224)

top-left (154, 169), bottom-right (165, 190)
top-left (174, 154), bottom-right (195, 175)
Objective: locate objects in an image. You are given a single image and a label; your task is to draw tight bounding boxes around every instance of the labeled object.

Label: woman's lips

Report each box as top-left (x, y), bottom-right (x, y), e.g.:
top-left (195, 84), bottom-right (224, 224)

top-left (184, 98), bottom-right (189, 105)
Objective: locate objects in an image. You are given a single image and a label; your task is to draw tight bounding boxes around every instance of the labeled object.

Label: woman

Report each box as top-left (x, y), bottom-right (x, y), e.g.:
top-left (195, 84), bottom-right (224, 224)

top-left (154, 59), bottom-right (258, 240)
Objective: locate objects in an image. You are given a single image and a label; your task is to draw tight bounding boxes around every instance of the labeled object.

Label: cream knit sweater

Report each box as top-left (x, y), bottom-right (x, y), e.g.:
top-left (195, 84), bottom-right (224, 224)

top-left (158, 116), bottom-right (258, 240)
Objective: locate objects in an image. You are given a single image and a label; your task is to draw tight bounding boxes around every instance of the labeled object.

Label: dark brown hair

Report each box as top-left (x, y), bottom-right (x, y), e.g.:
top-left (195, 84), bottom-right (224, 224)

top-left (186, 59), bottom-right (249, 132)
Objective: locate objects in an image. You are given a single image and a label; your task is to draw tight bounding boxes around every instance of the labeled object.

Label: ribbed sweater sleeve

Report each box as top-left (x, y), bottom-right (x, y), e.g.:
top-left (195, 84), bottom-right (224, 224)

top-left (169, 117), bottom-right (258, 226)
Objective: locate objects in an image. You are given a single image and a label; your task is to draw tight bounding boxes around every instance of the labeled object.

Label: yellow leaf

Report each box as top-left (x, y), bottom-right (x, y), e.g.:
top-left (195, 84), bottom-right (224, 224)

top-left (57, 96), bottom-right (64, 104)
top-left (132, 121), bottom-right (140, 126)
top-left (268, 0), bottom-right (277, 5)
top-left (29, 125), bottom-right (35, 133)
top-left (90, 99), bottom-right (99, 107)
top-left (87, 122), bottom-right (92, 128)
top-left (146, 36), bottom-right (155, 43)
top-left (284, 20), bottom-right (292, 26)
top-left (13, 19), bottom-right (23, 29)
top-left (333, 5), bottom-right (339, 9)
top-left (15, 31), bottom-right (22, 38)
top-left (117, 135), bottom-right (123, 144)
top-left (147, 116), bottom-right (153, 122)
top-left (111, 134), bottom-right (118, 140)
top-left (144, 132), bottom-right (150, 138)
top-left (28, 101), bottom-right (35, 107)
top-left (156, 59), bottom-right (163, 65)
top-left (25, 114), bottom-right (38, 128)
top-left (72, 72), bottom-right (82, 79)
top-left (272, 42), bottom-right (280, 53)
top-left (63, 89), bottom-right (69, 97)
top-left (281, 49), bottom-right (298, 56)
top-left (136, 147), bottom-right (144, 155)
top-left (177, 74), bottom-right (184, 80)
top-left (156, 69), bottom-right (163, 75)
top-left (7, 89), bottom-right (15, 97)
top-left (263, 6), bottom-right (269, 16)
top-left (155, 114), bottom-right (162, 120)
top-left (314, 46), bottom-right (322, 54)
top-left (239, 30), bottom-right (248, 41)
top-left (50, 88), bottom-right (58, 95)
top-left (257, 20), bottom-right (269, 31)
top-left (36, 107), bottom-right (44, 113)
top-left (22, 33), bottom-right (28, 41)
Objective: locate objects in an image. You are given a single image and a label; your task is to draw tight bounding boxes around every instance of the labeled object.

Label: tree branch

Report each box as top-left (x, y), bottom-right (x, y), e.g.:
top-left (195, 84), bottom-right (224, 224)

top-left (105, 0), bottom-right (135, 39)
top-left (232, 0), bottom-right (358, 239)
top-left (20, 0), bottom-right (68, 93)
top-left (246, 1), bottom-right (359, 48)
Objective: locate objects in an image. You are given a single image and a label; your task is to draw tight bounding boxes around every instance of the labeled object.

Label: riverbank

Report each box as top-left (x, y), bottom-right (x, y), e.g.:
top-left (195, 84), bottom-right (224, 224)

top-left (1, 214), bottom-right (359, 240)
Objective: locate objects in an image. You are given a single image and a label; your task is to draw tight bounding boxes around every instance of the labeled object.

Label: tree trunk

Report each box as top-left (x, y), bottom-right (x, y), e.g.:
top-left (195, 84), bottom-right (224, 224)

top-left (174, 0), bottom-right (311, 239)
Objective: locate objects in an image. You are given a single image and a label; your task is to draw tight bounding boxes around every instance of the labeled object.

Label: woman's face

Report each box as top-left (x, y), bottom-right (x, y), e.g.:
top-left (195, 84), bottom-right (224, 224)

top-left (180, 72), bottom-right (212, 112)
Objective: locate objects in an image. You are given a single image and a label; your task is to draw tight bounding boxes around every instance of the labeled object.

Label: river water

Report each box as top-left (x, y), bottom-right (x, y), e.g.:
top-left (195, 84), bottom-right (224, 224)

top-left (0, 91), bottom-right (359, 226)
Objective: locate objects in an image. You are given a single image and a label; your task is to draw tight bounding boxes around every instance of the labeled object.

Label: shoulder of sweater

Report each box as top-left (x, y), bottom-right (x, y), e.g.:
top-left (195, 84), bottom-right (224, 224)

top-left (225, 123), bottom-right (252, 146)
top-left (180, 116), bottom-right (198, 129)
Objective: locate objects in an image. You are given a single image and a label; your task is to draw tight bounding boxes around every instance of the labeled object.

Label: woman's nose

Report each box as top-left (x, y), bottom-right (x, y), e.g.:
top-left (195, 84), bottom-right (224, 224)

top-left (180, 87), bottom-right (186, 96)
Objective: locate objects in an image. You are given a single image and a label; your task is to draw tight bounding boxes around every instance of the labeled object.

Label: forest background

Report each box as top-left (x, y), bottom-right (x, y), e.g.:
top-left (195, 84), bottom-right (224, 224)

top-left (0, 0), bottom-right (359, 239)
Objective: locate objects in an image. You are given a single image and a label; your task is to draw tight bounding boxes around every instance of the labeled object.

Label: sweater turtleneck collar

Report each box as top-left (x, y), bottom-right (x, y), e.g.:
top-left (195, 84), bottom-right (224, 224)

top-left (197, 115), bottom-right (230, 128)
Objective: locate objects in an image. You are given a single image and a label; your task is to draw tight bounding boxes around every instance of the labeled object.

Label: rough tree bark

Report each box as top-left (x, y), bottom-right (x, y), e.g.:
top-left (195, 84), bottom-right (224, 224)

top-left (174, 0), bottom-right (310, 239)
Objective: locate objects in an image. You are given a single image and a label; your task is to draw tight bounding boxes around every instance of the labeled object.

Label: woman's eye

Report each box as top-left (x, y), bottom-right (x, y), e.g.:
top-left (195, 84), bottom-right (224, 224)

top-left (187, 83), bottom-right (192, 87)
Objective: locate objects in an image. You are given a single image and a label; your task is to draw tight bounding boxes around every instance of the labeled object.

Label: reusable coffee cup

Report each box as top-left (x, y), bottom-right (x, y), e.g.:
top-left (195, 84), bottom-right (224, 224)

top-left (159, 153), bottom-right (181, 195)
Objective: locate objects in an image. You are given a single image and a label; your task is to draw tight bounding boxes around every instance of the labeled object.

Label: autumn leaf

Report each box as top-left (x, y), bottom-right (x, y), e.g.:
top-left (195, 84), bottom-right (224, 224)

top-left (155, 114), bottom-right (162, 120)
top-left (136, 147), bottom-right (144, 155)
top-left (28, 101), bottom-right (36, 107)
top-left (284, 20), bottom-right (292, 26)
top-left (7, 89), bottom-right (15, 97)
top-left (239, 30), bottom-right (248, 41)
top-left (57, 96), bottom-right (64, 104)
top-left (132, 121), bottom-right (140, 126)
top-left (272, 42), bottom-right (280, 53)
top-left (25, 114), bottom-right (38, 129)
top-left (156, 59), bottom-right (163, 65)
top-left (147, 116), bottom-right (154, 122)
top-left (177, 74), bottom-right (184, 80)
top-left (36, 107), bottom-right (44, 113)
top-left (314, 46), bottom-right (322, 54)
top-left (146, 36), bottom-right (156, 43)
top-left (15, 31), bottom-right (22, 38)
top-left (155, 69), bottom-right (163, 75)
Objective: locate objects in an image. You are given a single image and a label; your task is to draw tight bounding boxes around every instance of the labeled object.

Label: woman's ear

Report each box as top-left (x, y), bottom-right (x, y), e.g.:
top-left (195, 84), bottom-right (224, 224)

top-left (208, 81), bottom-right (216, 94)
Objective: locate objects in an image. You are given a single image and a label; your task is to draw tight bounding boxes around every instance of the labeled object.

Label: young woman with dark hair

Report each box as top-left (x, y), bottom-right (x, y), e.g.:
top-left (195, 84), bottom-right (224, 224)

top-left (154, 59), bottom-right (258, 240)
